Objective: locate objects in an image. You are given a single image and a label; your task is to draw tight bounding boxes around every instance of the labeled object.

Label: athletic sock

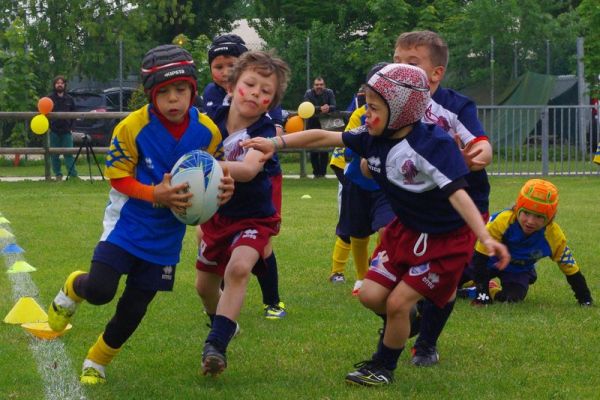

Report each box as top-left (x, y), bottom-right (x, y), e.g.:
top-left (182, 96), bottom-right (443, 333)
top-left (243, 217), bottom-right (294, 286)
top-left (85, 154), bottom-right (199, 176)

top-left (414, 299), bottom-right (455, 349)
top-left (206, 315), bottom-right (237, 353)
top-left (256, 252), bottom-right (280, 306)
top-left (86, 334), bottom-right (121, 367)
top-left (350, 236), bottom-right (370, 280)
top-left (65, 270), bottom-right (87, 302)
top-left (331, 236), bottom-right (351, 275)
top-left (373, 342), bottom-right (403, 371)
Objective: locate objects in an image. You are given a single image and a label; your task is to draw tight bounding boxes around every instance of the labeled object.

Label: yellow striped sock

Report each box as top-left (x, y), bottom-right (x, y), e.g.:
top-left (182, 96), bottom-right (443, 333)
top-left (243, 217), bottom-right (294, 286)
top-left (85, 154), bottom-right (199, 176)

top-left (331, 237), bottom-right (351, 275)
top-left (351, 236), bottom-right (370, 280)
top-left (86, 334), bottom-right (121, 367)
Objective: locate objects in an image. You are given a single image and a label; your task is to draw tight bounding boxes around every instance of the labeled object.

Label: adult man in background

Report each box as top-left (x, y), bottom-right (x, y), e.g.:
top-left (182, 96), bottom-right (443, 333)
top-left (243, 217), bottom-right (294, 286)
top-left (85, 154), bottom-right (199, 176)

top-left (303, 77), bottom-right (336, 178)
top-left (48, 75), bottom-right (77, 181)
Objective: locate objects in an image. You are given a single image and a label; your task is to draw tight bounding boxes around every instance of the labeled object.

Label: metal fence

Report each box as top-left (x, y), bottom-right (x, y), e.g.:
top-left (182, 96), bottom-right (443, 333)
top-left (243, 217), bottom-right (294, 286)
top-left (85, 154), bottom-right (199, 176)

top-left (479, 105), bottom-right (599, 176)
top-left (1, 105), bottom-right (599, 179)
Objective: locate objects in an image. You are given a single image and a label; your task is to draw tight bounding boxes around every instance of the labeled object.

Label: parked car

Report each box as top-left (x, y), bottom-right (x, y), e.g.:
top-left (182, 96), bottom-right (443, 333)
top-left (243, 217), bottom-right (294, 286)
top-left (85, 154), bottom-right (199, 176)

top-left (70, 87), bottom-right (136, 147)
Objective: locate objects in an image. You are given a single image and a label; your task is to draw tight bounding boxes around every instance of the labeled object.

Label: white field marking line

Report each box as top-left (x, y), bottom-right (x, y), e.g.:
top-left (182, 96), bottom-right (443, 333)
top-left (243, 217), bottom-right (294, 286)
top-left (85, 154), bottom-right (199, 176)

top-left (1, 224), bottom-right (87, 400)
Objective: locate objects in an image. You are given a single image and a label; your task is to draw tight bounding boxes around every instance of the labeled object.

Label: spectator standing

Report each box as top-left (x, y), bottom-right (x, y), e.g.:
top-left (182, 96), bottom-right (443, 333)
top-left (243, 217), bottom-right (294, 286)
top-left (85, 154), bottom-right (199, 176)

top-left (303, 77), bottom-right (336, 178)
top-left (48, 75), bottom-right (77, 181)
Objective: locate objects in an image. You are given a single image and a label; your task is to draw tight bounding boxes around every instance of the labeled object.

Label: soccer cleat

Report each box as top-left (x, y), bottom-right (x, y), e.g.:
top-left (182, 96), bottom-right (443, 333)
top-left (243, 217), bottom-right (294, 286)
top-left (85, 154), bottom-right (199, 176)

top-left (352, 280), bottom-right (363, 296)
top-left (48, 270), bottom-right (86, 332)
top-left (345, 360), bottom-right (394, 387)
top-left (80, 361), bottom-right (106, 385)
top-left (411, 345), bottom-right (439, 367)
top-left (329, 273), bottom-right (345, 284)
top-left (263, 301), bottom-right (287, 320)
top-left (201, 342), bottom-right (227, 377)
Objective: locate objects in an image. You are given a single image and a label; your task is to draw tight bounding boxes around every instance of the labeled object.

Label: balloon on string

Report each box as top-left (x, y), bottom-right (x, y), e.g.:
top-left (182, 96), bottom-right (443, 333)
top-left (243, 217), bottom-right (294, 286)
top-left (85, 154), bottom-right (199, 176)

top-left (284, 115), bottom-right (304, 133)
top-left (297, 101), bottom-right (315, 119)
top-left (37, 97), bottom-right (54, 114)
top-left (30, 114), bottom-right (49, 135)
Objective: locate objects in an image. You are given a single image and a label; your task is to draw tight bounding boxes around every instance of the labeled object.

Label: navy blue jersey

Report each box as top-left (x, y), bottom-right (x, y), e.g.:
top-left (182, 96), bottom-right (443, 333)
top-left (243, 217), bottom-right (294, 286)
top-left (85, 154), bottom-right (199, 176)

top-left (202, 83), bottom-right (282, 176)
top-left (425, 86), bottom-right (490, 214)
top-left (342, 123), bottom-right (470, 234)
top-left (212, 106), bottom-right (276, 218)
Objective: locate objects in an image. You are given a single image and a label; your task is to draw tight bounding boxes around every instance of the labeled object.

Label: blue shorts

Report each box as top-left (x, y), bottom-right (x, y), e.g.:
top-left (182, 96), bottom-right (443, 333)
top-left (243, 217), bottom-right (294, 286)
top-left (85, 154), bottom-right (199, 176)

top-left (336, 181), bottom-right (394, 238)
top-left (92, 241), bottom-right (176, 292)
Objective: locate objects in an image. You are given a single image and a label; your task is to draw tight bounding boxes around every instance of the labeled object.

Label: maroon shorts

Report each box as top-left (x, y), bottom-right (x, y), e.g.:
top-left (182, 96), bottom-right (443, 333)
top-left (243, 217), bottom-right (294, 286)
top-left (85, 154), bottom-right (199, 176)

top-left (365, 217), bottom-right (476, 308)
top-left (196, 213), bottom-right (280, 276)
top-left (270, 173), bottom-right (283, 217)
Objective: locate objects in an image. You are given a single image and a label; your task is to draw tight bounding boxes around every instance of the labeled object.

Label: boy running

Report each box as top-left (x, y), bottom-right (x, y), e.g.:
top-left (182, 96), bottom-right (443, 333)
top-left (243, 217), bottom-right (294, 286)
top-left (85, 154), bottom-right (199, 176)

top-left (243, 63), bottom-right (510, 387)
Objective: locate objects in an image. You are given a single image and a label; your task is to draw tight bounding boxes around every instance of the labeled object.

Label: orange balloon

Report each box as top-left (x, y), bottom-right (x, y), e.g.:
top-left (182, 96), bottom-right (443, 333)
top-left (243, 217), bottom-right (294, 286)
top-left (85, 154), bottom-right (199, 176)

top-left (284, 115), bottom-right (304, 133)
top-left (37, 97), bottom-right (54, 114)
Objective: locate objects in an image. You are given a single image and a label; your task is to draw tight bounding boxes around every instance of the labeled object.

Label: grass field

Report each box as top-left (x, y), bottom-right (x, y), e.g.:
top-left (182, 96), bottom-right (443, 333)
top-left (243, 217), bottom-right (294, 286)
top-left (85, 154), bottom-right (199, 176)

top-left (1, 176), bottom-right (599, 400)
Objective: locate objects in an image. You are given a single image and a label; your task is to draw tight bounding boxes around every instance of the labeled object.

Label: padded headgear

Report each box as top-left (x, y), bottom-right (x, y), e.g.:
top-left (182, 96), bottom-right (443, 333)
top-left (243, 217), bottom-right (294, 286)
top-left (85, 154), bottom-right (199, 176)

top-left (141, 44), bottom-right (197, 93)
top-left (515, 179), bottom-right (559, 222)
top-left (366, 63), bottom-right (430, 135)
top-left (208, 34), bottom-right (248, 66)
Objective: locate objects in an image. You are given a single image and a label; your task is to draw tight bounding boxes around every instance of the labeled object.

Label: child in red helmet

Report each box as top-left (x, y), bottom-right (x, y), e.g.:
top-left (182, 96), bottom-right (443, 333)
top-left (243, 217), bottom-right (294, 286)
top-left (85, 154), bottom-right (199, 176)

top-left (47, 44), bottom-right (234, 384)
top-left (464, 179), bottom-right (593, 306)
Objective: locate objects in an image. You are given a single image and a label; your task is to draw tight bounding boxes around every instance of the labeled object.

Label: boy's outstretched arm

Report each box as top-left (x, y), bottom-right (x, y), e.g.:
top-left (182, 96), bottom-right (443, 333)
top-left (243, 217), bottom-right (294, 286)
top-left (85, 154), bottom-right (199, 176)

top-left (242, 129), bottom-right (344, 161)
top-left (449, 189), bottom-right (510, 270)
top-left (221, 149), bottom-right (266, 183)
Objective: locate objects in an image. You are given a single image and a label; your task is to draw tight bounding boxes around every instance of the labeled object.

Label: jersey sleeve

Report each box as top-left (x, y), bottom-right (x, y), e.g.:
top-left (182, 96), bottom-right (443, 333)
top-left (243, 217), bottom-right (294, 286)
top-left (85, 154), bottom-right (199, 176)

top-left (198, 113), bottom-right (224, 161)
top-left (475, 210), bottom-right (511, 254)
top-left (545, 222), bottom-right (580, 275)
top-left (104, 107), bottom-right (147, 179)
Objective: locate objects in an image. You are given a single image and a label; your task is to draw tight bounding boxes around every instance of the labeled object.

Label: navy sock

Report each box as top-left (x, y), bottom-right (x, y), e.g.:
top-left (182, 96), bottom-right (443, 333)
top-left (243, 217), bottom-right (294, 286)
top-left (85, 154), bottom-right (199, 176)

top-left (207, 313), bottom-right (215, 325)
top-left (373, 342), bottom-right (403, 371)
top-left (206, 315), bottom-right (237, 353)
top-left (414, 299), bottom-right (456, 349)
top-left (255, 252), bottom-right (280, 306)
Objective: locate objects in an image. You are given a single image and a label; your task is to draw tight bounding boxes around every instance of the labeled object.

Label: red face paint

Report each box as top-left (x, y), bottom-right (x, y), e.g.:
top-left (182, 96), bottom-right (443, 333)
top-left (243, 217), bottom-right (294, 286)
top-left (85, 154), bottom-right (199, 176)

top-left (238, 88), bottom-right (245, 97)
top-left (262, 98), bottom-right (271, 105)
top-left (372, 117), bottom-right (380, 126)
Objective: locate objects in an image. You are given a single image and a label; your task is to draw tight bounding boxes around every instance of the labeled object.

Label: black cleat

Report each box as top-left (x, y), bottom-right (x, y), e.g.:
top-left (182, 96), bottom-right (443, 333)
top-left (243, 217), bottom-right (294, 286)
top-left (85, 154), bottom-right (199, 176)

top-left (201, 342), bottom-right (227, 377)
top-left (345, 360), bottom-right (394, 387)
top-left (411, 345), bottom-right (439, 367)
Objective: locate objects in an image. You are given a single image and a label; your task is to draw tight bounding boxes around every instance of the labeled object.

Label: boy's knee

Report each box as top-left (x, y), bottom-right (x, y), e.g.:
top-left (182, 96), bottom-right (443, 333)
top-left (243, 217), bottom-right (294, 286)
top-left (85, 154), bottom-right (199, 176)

top-left (85, 284), bottom-right (117, 305)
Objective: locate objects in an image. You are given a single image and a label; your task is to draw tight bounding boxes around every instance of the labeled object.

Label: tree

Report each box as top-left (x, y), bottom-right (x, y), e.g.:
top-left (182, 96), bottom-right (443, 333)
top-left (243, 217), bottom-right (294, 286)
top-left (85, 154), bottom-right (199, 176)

top-left (578, 0), bottom-right (600, 97)
top-left (0, 17), bottom-right (39, 146)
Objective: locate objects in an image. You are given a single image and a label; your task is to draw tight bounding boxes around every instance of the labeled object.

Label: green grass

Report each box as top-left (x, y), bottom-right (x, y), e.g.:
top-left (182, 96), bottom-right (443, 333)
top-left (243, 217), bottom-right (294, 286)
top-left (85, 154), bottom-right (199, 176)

top-left (1, 177), bottom-right (599, 399)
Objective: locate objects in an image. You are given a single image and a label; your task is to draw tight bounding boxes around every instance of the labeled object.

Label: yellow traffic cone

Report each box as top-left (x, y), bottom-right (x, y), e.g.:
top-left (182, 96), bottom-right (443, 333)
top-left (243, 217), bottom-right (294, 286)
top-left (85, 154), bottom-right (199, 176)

top-left (3, 297), bottom-right (48, 324)
top-left (7, 261), bottom-right (37, 273)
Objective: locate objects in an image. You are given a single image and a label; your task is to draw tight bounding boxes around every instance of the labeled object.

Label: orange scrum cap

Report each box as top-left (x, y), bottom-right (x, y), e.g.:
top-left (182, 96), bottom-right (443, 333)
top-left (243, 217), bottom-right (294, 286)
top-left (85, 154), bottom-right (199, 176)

top-left (514, 179), bottom-right (559, 222)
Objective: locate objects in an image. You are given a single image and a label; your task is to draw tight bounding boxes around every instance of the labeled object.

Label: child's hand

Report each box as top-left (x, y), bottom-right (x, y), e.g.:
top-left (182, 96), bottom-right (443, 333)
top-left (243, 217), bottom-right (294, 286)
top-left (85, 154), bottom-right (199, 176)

top-left (454, 134), bottom-right (485, 170)
top-left (480, 238), bottom-right (510, 270)
top-left (218, 164), bottom-right (235, 205)
top-left (153, 173), bottom-right (193, 213)
top-left (241, 137), bottom-right (276, 162)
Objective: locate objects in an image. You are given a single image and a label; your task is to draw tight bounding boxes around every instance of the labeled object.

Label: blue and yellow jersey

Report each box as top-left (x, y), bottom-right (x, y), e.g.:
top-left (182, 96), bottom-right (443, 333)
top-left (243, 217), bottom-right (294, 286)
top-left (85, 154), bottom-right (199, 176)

top-left (329, 105), bottom-right (378, 191)
top-left (475, 209), bottom-right (579, 275)
top-left (329, 105), bottom-right (366, 171)
top-left (594, 142), bottom-right (600, 165)
top-left (102, 105), bottom-right (223, 265)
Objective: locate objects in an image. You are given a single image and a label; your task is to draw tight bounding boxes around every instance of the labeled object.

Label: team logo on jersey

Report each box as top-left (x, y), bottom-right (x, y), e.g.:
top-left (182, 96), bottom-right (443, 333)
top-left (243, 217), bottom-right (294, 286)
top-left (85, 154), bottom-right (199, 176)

top-left (367, 156), bottom-right (382, 173)
top-left (422, 272), bottom-right (439, 289)
top-left (409, 263), bottom-right (430, 276)
top-left (369, 250), bottom-right (396, 282)
top-left (145, 157), bottom-right (154, 170)
top-left (424, 104), bottom-right (451, 132)
top-left (241, 229), bottom-right (258, 240)
top-left (161, 266), bottom-right (174, 281)
top-left (401, 160), bottom-right (423, 185)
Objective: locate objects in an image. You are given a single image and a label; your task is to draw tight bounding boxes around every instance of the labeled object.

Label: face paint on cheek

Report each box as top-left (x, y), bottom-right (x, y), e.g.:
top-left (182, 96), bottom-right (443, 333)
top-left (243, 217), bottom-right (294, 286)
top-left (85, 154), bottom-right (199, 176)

top-left (238, 88), bottom-right (245, 97)
top-left (372, 117), bottom-right (380, 127)
top-left (262, 98), bottom-right (271, 105)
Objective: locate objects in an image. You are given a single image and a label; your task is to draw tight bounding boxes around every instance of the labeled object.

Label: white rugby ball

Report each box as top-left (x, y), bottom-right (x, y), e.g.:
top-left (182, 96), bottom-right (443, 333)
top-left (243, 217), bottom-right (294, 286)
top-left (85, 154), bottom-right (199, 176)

top-left (170, 150), bottom-right (223, 225)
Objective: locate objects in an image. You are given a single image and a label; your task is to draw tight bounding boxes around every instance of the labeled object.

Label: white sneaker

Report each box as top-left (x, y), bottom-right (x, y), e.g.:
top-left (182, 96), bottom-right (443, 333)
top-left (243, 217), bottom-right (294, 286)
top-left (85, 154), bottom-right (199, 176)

top-left (352, 280), bottom-right (363, 296)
